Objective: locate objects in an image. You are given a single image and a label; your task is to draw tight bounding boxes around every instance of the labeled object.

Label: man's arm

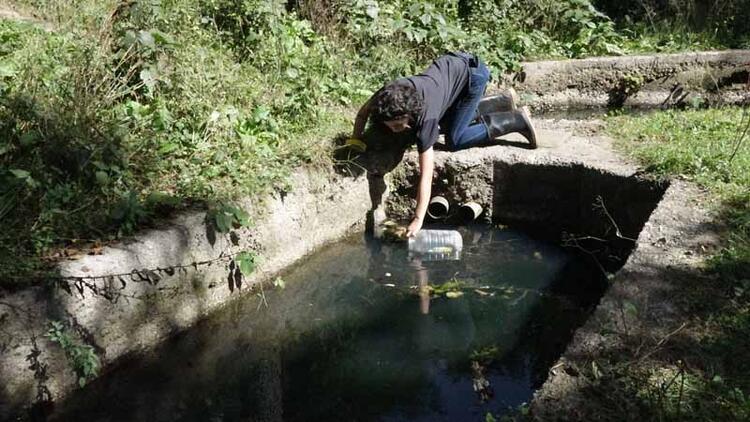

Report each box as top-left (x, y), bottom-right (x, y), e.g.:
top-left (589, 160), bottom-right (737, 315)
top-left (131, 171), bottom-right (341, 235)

top-left (352, 93), bottom-right (377, 139)
top-left (407, 147), bottom-right (434, 237)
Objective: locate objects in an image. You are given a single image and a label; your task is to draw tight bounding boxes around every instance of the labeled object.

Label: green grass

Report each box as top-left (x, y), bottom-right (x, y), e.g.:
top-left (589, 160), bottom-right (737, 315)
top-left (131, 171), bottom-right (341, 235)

top-left (620, 24), bottom-right (731, 54)
top-left (608, 108), bottom-right (749, 268)
top-left (609, 108), bottom-right (749, 197)
top-left (607, 106), bottom-right (749, 306)
top-left (606, 107), bottom-right (750, 420)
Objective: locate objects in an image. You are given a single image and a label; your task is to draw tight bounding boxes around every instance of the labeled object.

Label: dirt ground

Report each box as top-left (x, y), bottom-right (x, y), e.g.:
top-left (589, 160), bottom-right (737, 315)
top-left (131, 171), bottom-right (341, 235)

top-left (528, 118), bottom-right (736, 421)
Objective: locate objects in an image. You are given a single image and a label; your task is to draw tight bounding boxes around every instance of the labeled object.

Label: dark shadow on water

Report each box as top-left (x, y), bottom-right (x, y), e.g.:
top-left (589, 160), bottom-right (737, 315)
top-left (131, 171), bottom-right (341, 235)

top-left (491, 161), bottom-right (669, 273)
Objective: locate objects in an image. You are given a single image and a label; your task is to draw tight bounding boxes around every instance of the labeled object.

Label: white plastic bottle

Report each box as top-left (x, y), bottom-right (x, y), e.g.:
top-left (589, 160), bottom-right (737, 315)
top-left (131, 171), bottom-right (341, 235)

top-left (408, 230), bottom-right (463, 261)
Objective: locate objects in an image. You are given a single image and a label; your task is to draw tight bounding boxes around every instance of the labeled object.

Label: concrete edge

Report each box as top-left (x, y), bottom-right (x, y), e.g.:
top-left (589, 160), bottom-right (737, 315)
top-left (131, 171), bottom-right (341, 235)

top-left (493, 50), bottom-right (750, 111)
top-left (529, 179), bottom-right (720, 418)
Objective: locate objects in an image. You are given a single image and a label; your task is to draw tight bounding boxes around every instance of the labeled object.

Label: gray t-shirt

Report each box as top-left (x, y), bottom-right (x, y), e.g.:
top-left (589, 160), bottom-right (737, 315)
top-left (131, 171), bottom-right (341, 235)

top-left (402, 53), bottom-right (471, 152)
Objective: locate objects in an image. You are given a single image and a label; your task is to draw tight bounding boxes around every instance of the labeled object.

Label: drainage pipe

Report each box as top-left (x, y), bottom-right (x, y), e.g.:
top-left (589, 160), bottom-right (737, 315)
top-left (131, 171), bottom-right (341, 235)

top-left (427, 196), bottom-right (449, 219)
top-left (459, 202), bottom-right (483, 222)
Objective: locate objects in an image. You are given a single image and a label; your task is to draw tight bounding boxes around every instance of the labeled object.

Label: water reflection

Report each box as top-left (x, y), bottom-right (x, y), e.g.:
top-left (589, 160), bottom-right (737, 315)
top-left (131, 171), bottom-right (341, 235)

top-left (51, 226), bottom-right (604, 422)
top-left (413, 258), bottom-right (430, 315)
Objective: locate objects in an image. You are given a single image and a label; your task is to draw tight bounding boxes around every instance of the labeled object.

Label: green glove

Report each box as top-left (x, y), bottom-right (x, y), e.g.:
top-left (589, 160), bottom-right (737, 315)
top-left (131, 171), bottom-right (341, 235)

top-left (345, 137), bottom-right (367, 152)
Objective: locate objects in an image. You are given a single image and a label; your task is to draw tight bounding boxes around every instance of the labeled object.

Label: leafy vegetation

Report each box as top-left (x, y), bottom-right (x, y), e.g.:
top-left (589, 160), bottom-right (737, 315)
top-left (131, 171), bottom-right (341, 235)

top-left (208, 202), bottom-right (251, 233)
top-left (0, 2), bottom-right (355, 286)
top-left (46, 320), bottom-right (101, 388)
top-left (597, 0), bottom-right (750, 50)
top-left (0, 0), bottom-right (743, 288)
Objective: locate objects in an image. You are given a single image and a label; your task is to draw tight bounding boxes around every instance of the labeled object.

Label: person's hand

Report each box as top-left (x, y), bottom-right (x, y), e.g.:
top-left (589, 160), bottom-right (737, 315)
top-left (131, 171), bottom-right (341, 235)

top-left (406, 217), bottom-right (423, 238)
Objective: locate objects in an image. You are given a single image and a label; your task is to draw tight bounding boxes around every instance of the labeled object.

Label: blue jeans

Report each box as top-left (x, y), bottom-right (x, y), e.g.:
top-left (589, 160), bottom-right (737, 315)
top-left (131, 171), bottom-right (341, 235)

top-left (443, 60), bottom-right (490, 151)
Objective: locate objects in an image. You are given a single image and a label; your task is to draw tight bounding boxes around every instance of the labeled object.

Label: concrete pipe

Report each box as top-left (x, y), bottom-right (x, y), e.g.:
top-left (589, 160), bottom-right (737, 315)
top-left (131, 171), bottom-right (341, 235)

top-left (427, 196), bottom-right (450, 219)
top-left (459, 202), bottom-right (483, 222)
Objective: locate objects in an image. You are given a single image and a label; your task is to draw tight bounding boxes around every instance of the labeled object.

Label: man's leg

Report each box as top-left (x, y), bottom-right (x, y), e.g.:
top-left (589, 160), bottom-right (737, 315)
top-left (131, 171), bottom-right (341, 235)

top-left (445, 61), bottom-right (491, 151)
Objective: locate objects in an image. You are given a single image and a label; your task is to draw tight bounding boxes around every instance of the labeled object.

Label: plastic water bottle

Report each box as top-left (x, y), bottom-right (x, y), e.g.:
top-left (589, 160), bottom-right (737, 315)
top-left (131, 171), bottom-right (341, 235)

top-left (408, 230), bottom-right (463, 261)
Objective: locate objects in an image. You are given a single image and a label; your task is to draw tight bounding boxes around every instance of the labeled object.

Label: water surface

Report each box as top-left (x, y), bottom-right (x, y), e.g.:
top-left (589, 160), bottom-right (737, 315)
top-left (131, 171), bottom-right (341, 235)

top-left (52, 225), bottom-right (605, 421)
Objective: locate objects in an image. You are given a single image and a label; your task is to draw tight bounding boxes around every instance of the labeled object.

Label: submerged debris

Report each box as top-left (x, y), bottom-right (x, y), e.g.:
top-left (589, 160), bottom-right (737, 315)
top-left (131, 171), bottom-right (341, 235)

top-left (381, 220), bottom-right (408, 243)
top-left (471, 360), bottom-right (493, 403)
top-left (431, 279), bottom-right (465, 296)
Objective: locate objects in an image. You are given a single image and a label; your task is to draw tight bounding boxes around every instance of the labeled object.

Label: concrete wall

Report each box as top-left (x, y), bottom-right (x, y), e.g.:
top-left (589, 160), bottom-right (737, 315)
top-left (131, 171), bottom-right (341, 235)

top-left (0, 168), bottom-right (370, 418)
top-left (496, 50), bottom-right (750, 110)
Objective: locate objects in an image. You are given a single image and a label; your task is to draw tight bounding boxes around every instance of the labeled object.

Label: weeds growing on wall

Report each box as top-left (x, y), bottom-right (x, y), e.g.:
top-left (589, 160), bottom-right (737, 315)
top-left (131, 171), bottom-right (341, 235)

top-left (46, 321), bottom-right (100, 388)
